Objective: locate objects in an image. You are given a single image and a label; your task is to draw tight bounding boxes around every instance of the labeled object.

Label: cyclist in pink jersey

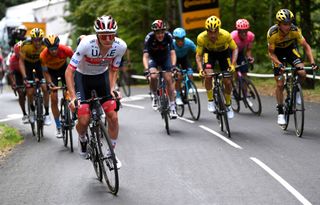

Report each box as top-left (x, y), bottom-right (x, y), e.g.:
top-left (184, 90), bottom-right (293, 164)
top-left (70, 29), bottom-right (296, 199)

top-left (231, 19), bottom-right (255, 75)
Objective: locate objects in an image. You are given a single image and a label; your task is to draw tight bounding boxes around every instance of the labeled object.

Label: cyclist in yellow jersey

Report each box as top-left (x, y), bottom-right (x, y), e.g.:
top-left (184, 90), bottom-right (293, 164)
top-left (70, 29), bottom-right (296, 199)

top-left (19, 28), bottom-right (52, 125)
top-left (196, 16), bottom-right (238, 119)
top-left (267, 9), bottom-right (318, 125)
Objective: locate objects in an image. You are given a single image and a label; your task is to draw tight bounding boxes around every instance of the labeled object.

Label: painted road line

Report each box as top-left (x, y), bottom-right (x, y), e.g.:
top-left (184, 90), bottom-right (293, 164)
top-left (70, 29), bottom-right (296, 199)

top-left (250, 157), bottom-right (312, 205)
top-left (178, 116), bottom-right (195, 124)
top-left (0, 114), bottom-right (23, 123)
top-left (121, 103), bottom-right (145, 109)
top-left (199, 125), bottom-right (242, 149)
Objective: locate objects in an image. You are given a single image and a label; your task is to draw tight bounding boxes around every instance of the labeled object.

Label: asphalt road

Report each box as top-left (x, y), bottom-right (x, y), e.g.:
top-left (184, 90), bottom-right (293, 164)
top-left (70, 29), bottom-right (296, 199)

top-left (0, 86), bottom-right (320, 205)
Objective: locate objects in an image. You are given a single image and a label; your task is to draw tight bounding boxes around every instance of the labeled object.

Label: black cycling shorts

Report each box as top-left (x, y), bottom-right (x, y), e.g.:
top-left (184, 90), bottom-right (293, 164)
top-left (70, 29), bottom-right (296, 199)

top-left (204, 49), bottom-right (231, 71)
top-left (47, 63), bottom-right (67, 86)
top-left (25, 60), bottom-right (44, 80)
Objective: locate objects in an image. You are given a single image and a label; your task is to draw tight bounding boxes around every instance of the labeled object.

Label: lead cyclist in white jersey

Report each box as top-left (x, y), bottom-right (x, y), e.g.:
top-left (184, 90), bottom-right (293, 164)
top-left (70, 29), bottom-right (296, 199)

top-left (66, 15), bottom-right (127, 167)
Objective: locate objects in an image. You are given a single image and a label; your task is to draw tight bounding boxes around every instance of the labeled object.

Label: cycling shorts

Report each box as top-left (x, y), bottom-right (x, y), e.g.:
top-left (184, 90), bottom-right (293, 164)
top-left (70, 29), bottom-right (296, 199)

top-left (204, 49), bottom-right (231, 71)
top-left (148, 54), bottom-right (172, 71)
top-left (236, 51), bottom-right (249, 73)
top-left (25, 60), bottom-right (44, 80)
top-left (13, 71), bottom-right (23, 86)
top-left (47, 63), bottom-right (67, 86)
top-left (177, 56), bottom-right (193, 75)
top-left (273, 44), bottom-right (302, 76)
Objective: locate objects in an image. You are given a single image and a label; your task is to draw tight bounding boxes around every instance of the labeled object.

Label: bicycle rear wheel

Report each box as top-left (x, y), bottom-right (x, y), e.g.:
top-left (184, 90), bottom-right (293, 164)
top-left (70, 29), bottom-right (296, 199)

top-left (87, 133), bottom-right (103, 182)
top-left (187, 81), bottom-right (201, 120)
top-left (28, 104), bottom-right (36, 136)
top-left (231, 80), bottom-right (240, 113)
top-left (119, 71), bottom-right (131, 97)
top-left (293, 84), bottom-right (304, 137)
top-left (243, 78), bottom-right (262, 115)
top-left (97, 121), bottom-right (119, 195)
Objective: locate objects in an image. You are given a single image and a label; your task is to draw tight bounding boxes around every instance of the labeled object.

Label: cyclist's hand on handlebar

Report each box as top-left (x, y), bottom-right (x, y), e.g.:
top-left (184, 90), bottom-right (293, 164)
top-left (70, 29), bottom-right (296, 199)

top-left (23, 77), bottom-right (31, 88)
top-left (248, 57), bottom-right (255, 64)
top-left (68, 98), bottom-right (77, 113)
top-left (112, 90), bottom-right (122, 100)
top-left (143, 69), bottom-right (149, 76)
top-left (228, 64), bottom-right (236, 73)
top-left (311, 63), bottom-right (318, 70)
top-left (48, 82), bottom-right (57, 90)
top-left (198, 69), bottom-right (204, 77)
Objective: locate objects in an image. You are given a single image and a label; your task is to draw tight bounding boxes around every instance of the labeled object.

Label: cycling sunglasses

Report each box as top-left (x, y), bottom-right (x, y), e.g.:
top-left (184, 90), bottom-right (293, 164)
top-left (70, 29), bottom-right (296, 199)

top-left (98, 33), bottom-right (116, 41)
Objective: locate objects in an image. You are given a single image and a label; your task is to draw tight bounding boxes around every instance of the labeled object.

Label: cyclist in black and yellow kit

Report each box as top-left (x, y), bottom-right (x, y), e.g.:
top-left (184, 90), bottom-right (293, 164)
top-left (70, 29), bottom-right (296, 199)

top-left (19, 28), bottom-right (52, 125)
top-left (196, 16), bottom-right (238, 119)
top-left (267, 9), bottom-right (318, 125)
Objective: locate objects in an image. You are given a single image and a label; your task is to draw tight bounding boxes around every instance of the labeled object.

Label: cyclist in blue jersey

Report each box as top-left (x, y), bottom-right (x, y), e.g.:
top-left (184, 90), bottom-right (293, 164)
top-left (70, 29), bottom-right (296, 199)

top-left (143, 19), bottom-right (177, 119)
top-left (172, 27), bottom-right (196, 105)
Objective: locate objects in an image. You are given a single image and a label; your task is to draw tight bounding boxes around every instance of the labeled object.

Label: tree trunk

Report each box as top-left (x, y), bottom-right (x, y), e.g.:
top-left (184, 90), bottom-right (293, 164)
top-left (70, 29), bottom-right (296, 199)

top-left (299, 0), bottom-right (312, 44)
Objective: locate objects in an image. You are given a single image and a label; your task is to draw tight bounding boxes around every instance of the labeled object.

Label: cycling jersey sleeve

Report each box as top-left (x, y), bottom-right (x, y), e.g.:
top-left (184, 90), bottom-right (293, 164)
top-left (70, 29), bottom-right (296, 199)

top-left (69, 38), bottom-right (88, 70)
top-left (228, 34), bottom-right (237, 50)
top-left (196, 33), bottom-right (205, 55)
top-left (295, 28), bottom-right (304, 45)
top-left (40, 48), bottom-right (48, 68)
top-left (111, 38), bottom-right (127, 69)
top-left (143, 33), bottom-right (152, 53)
top-left (60, 45), bottom-right (74, 58)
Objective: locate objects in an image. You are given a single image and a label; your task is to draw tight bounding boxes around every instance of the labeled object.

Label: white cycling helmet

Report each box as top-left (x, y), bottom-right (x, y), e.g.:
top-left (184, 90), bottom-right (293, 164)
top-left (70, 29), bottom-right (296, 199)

top-left (94, 15), bottom-right (118, 33)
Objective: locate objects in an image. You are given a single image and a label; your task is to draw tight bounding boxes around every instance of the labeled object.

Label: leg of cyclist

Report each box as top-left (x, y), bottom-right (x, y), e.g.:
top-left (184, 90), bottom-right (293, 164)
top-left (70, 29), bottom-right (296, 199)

top-left (147, 58), bottom-right (159, 110)
top-left (203, 62), bottom-right (215, 113)
top-left (40, 80), bottom-right (52, 126)
top-left (274, 64), bottom-right (286, 125)
top-left (162, 57), bottom-right (177, 119)
top-left (76, 104), bottom-right (90, 157)
top-left (295, 62), bottom-right (306, 105)
top-left (12, 71), bottom-right (28, 123)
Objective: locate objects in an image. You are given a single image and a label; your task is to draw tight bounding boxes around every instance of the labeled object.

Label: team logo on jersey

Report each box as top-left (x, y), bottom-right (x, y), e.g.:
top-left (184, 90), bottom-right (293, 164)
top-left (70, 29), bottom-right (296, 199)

top-left (107, 49), bottom-right (116, 57)
top-left (92, 49), bottom-right (99, 56)
top-left (76, 52), bottom-right (80, 56)
top-left (71, 58), bottom-right (79, 64)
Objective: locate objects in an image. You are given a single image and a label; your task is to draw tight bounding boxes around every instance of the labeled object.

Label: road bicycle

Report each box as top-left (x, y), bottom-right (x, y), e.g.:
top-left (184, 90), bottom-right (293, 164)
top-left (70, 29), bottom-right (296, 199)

top-left (27, 79), bottom-right (45, 142)
top-left (147, 70), bottom-right (171, 135)
top-left (175, 68), bottom-right (201, 120)
top-left (206, 71), bottom-right (231, 138)
top-left (79, 90), bottom-right (119, 195)
top-left (116, 68), bottom-right (131, 97)
top-left (280, 66), bottom-right (314, 137)
top-left (231, 63), bottom-right (262, 115)
top-left (54, 79), bottom-right (75, 152)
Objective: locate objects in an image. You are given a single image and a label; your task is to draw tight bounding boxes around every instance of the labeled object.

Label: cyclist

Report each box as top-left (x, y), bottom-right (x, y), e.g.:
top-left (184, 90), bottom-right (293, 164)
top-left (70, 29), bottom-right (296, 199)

top-left (143, 19), bottom-right (178, 119)
top-left (9, 25), bottom-right (27, 48)
top-left (66, 15), bottom-right (126, 168)
top-left (196, 16), bottom-right (238, 119)
top-left (231, 19), bottom-right (255, 106)
top-left (267, 9), bottom-right (318, 125)
top-left (19, 28), bottom-right (52, 125)
top-left (8, 41), bottom-right (28, 123)
top-left (41, 35), bottom-right (74, 138)
top-left (172, 27), bottom-right (196, 105)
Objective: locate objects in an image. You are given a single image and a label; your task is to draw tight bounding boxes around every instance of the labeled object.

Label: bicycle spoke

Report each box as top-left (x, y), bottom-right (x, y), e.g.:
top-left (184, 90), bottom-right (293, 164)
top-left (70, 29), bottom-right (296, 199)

top-left (244, 79), bottom-right (262, 115)
top-left (187, 81), bottom-right (201, 120)
top-left (293, 84), bottom-right (304, 137)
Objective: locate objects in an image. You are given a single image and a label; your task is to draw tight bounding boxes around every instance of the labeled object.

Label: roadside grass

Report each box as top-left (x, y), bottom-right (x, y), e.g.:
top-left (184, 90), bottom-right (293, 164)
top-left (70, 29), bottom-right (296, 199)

top-left (0, 123), bottom-right (23, 158)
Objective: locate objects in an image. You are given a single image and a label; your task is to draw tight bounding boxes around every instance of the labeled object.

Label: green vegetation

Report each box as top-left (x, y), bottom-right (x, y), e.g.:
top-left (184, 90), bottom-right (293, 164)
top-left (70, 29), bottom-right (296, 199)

top-left (0, 124), bottom-right (23, 157)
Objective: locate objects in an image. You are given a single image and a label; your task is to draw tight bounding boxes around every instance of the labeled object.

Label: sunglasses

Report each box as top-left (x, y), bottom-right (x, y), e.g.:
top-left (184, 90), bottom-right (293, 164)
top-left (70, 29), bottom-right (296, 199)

top-left (32, 38), bottom-right (42, 42)
top-left (155, 30), bottom-right (165, 35)
top-left (175, 37), bottom-right (185, 42)
top-left (48, 46), bottom-right (58, 51)
top-left (238, 30), bottom-right (248, 34)
top-left (98, 33), bottom-right (116, 41)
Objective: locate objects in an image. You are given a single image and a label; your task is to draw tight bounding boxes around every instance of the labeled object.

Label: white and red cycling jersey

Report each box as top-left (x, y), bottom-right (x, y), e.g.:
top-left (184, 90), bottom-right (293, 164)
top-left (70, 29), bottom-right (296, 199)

top-left (69, 34), bottom-right (127, 75)
top-left (231, 30), bottom-right (255, 52)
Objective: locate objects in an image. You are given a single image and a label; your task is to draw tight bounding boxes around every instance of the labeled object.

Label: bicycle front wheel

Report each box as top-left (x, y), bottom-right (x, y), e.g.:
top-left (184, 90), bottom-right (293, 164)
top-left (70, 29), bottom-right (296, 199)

top-left (243, 78), bottom-right (262, 115)
top-left (97, 121), bottom-right (119, 195)
top-left (36, 96), bottom-right (44, 142)
top-left (119, 71), bottom-right (131, 97)
top-left (231, 80), bottom-right (240, 113)
top-left (293, 83), bottom-right (304, 137)
top-left (187, 81), bottom-right (201, 120)
top-left (217, 88), bottom-right (231, 138)
top-left (281, 85), bottom-right (290, 131)
top-left (160, 94), bottom-right (170, 135)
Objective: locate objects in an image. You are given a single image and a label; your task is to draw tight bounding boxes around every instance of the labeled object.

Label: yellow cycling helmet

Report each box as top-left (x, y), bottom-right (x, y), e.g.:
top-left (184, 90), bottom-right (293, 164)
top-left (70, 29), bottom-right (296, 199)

top-left (276, 9), bottom-right (294, 23)
top-left (205, 16), bottom-right (221, 31)
top-left (30, 28), bottom-right (44, 38)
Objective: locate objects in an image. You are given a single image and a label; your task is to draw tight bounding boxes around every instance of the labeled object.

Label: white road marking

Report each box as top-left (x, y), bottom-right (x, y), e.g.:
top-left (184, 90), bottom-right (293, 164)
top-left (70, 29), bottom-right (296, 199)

top-left (250, 157), bottom-right (312, 205)
top-left (178, 116), bottom-right (195, 124)
top-left (121, 103), bottom-right (145, 109)
top-left (199, 125), bottom-right (242, 149)
top-left (0, 114), bottom-right (22, 123)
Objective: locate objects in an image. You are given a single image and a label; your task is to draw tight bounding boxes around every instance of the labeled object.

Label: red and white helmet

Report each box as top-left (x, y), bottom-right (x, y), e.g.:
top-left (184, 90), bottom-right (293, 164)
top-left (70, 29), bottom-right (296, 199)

top-left (94, 15), bottom-right (118, 33)
top-left (235, 19), bottom-right (250, 30)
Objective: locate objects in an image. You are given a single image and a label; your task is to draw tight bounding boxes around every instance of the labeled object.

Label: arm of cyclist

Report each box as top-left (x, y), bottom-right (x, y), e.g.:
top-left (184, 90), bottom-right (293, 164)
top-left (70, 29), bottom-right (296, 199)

top-left (229, 47), bottom-right (238, 72)
top-left (268, 44), bottom-right (285, 72)
top-left (65, 65), bottom-right (76, 112)
top-left (299, 38), bottom-right (318, 70)
top-left (142, 52), bottom-right (149, 75)
top-left (196, 53), bottom-right (204, 77)
top-left (170, 48), bottom-right (177, 70)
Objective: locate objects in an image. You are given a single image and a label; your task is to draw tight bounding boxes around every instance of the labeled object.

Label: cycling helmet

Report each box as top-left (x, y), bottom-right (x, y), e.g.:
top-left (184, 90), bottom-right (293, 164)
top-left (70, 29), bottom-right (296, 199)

top-left (173, 28), bottom-right (186, 38)
top-left (205, 16), bottom-right (221, 31)
top-left (30, 28), bottom-right (44, 38)
top-left (94, 15), bottom-right (118, 33)
top-left (151, 20), bottom-right (167, 31)
top-left (43, 35), bottom-right (60, 49)
top-left (13, 41), bottom-right (23, 55)
top-left (236, 19), bottom-right (250, 30)
top-left (276, 9), bottom-right (294, 23)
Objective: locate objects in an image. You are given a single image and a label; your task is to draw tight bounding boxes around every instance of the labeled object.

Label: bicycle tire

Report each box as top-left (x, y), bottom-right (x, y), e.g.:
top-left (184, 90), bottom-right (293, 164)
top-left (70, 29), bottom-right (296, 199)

top-left (187, 81), bottom-right (201, 120)
top-left (243, 78), bottom-right (262, 115)
top-left (176, 85), bottom-right (185, 117)
top-left (97, 121), bottom-right (119, 195)
top-left (231, 79), bottom-right (240, 113)
top-left (87, 133), bottom-right (103, 182)
top-left (160, 93), bottom-right (170, 135)
top-left (65, 100), bottom-right (74, 152)
top-left (119, 71), bottom-right (131, 97)
top-left (293, 83), bottom-right (304, 137)
top-left (281, 84), bottom-right (290, 131)
top-left (36, 95), bottom-right (43, 142)
top-left (218, 88), bottom-right (231, 138)
top-left (60, 98), bottom-right (68, 147)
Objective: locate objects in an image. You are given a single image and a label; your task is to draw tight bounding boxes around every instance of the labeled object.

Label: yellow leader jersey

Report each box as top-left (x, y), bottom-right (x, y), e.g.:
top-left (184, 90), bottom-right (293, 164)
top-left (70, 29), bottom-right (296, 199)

top-left (196, 29), bottom-right (237, 55)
